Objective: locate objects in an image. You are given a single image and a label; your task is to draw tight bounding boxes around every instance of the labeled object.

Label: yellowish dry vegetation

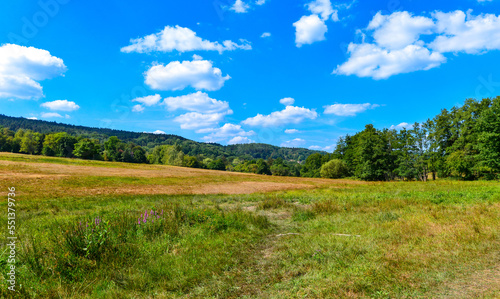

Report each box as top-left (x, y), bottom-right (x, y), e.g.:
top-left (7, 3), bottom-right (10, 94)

top-left (0, 152), bottom-right (499, 298)
top-left (0, 153), bottom-right (364, 199)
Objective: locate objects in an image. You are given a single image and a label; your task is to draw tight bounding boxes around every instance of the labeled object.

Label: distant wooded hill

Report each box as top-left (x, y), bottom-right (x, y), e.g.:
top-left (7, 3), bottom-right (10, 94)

top-left (0, 114), bottom-right (321, 162)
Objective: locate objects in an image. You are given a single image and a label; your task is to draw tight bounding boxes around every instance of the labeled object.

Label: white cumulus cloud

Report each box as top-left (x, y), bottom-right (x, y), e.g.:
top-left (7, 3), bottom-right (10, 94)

top-left (152, 130), bottom-right (166, 134)
top-left (0, 75), bottom-right (42, 100)
top-left (228, 136), bottom-right (255, 145)
top-left (132, 94), bottom-right (162, 106)
top-left (0, 44), bottom-right (66, 100)
top-left (309, 144), bottom-right (335, 152)
top-left (174, 112), bottom-right (230, 130)
top-left (261, 32), bottom-right (271, 38)
top-left (293, 15), bottom-right (328, 47)
top-left (390, 122), bottom-right (413, 130)
top-left (430, 10), bottom-right (500, 54)
top-left (121, 25), bottom-right (251, 54)
top-left (242, 105), bottom-right (318, 127)
top-left (145, 60), bottom-right (230, 91)
top-left (40, 112), bottom-right (63, 118)
top-left (336, 10), bottom-right (500, 79)
top-left (368, 11), bottom-right (435, 50)
top-left (334, 43), bottom-right (446, 79)
top-left (163, 91), bottom-right (231, 114)
top-left (132, 104), bottom-right (145, 113)
top-left (279, 97), bottom-right (295, 106)
top-left (285, 129), bottom-right (300, 134)
top-left (201, 123), bottom-right (255, 143)
top-left (323, 103), bottom-right (379, 116)
top-left (281, 138), bottom-right (306, 148)
top-left (306, 0), bottom-right (337, 21)
top-left (41, 100), bottom-right (80, 112)
top-left (231, 0), bottom-right (250, 13)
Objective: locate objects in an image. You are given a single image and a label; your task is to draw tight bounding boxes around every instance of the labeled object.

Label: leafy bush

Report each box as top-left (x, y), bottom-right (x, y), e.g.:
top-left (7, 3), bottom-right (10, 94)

top-left (320, 159), bottom-right (349, 179)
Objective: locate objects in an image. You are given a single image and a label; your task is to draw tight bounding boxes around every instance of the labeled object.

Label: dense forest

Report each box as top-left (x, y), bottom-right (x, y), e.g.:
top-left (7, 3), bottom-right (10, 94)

top-left (0, 114), bottom-right (319, 161)
top-left (1, 96), bottom-right (499, 180)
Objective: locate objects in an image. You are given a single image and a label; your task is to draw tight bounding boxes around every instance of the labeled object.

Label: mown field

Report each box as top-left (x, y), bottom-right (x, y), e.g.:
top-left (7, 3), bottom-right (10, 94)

top-left (0, 153), bottom-right (499, 298)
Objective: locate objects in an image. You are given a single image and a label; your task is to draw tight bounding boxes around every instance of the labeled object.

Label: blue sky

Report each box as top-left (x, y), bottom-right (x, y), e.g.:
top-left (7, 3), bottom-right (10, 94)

top-left (1, 0), bottom-right (500, 151)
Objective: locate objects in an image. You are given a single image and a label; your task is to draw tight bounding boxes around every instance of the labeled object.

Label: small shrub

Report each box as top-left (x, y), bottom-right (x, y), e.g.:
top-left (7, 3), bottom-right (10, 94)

top-left (320, 159), bottom-right (349, 179)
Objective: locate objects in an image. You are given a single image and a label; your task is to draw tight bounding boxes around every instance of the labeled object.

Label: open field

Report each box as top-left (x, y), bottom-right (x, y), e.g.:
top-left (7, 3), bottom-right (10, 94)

top-left (0, 153), bottom-right (363, 198)
top-left (0, 153), bottom-right (499, 298)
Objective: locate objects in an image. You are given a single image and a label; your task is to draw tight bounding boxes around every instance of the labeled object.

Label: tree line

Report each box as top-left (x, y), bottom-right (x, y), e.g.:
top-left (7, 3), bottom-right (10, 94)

top-left (0, 128), bottom-right (303, 175)
top-left (0, 96), bottom-right (498, 180)
top-left (325, 96), bottom-right (499, 181)
top-left (0, 114), bottom-right (320, 163)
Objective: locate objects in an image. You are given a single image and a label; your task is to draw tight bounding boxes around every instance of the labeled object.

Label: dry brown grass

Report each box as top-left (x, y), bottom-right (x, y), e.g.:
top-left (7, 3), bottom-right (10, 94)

top-left (0, 153), bottom-right (366, 199)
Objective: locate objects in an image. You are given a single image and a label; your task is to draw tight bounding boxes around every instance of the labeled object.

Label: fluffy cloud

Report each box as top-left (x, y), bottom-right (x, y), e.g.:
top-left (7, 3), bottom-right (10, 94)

top-left (306, 0), bottom-right (337, 21)
top-left (163, 91), bottom-right (231, 114)
top-left (279, 97), bottom-right (295, 106)
top-left (261, 32), bottom-right (271, 38)
top-left (281, 138), bottom-right (306, 148)
top-left (121, 25), bottom-right (251, 54)
top-left (336, 10), bottom-right (500, 79)
top-left (293, 15), bottom-right (328, 47)
top-left (132, 104), bottom-right (145, 113)
top-left (132, 94), bottom-right (162, 106)
top-left (152, 130), bottom-right (166, 134)
top-left (0, 76), bottom-right (42, 100)
top-left (145, 60), bottom-right (230, 91)
top-left (0, 44), bottom-right (66, 100)
top-left (430, 10), bottom-right (500, 54)
top-left (256, 0), bottom-right (266, 5)
top-left (242, 105), bottom-right (318, 127)
top-left (309, 144), bottom-right (335, 152)
top-left (231, 0), bottom-right (250, 13)
top-left (174, 112), bottom-right (229, 130)
top-left (201, 123), bottom-right (255, 143)
top-left (334, 43), bottom-right (446, 79)
top-left (41, 100), bottom-right (80, 111)
top-left (323, 103), bottom-right (380, 116)
top-left (368, 11), bottom-right (435, 50)
top-left (228, 136), bottom-right (255, 145)
top-left (390, 122), bottom-right (413, 130)
top-left (292, 0), bottom-right (345, 48)
top-left (40, 112), bottom-right (63, 118)
top-left (285, 129), bottom-right (300, 134)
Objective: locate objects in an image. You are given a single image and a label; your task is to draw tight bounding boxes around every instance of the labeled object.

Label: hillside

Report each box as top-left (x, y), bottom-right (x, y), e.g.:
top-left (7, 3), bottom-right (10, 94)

top-left (0, 114), bottom-right (322, 162)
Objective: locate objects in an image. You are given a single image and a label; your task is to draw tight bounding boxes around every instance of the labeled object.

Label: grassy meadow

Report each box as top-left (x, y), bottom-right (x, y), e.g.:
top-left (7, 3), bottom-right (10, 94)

top-left (0, 153), bottom-right (499, 298)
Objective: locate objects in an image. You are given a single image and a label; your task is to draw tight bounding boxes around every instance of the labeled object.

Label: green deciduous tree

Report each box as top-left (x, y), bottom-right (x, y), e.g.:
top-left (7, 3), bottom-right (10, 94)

top-left (73, 138), bottom-right (101, 160)
top-left (320, 159), bottom-right (349, 179)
